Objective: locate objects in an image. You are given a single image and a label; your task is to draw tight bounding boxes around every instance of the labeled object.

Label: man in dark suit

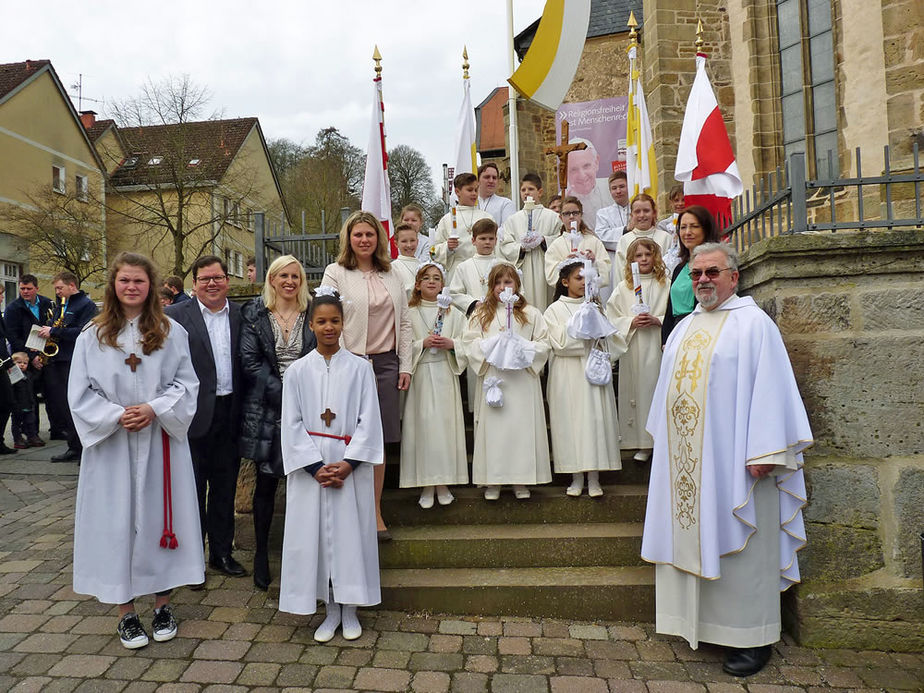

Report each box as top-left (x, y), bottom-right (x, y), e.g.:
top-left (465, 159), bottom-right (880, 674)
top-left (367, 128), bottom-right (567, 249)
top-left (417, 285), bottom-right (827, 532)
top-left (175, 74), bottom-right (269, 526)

top-left (166, 255), bottom-right (246, 578)
top-left (3, 275), bottom-right (56, 444)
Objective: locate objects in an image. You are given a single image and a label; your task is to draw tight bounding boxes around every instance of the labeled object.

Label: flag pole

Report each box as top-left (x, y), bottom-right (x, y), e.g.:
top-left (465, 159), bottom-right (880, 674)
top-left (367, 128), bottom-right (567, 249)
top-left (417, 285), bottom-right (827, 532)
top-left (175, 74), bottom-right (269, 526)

top-left (506, 0), bottom-right (520, 210)
top-left (626, 11), bottom-right (639, 198)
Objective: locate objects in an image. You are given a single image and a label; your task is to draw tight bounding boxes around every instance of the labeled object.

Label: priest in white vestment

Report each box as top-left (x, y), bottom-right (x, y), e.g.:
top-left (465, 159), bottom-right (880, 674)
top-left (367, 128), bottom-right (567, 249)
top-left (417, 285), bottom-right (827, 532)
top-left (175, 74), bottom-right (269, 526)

top-left (642, 243), bottom-right (812, 678)
top-left (477, 162), bottom-right (516, 228)
top-left (278, 291), bottom-right (384, 642)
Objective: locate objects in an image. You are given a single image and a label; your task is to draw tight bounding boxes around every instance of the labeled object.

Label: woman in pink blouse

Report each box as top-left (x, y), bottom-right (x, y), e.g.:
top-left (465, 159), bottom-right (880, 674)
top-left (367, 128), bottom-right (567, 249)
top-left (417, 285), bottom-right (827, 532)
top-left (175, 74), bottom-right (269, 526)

top-left (321, 211), bottom-right (412, 540)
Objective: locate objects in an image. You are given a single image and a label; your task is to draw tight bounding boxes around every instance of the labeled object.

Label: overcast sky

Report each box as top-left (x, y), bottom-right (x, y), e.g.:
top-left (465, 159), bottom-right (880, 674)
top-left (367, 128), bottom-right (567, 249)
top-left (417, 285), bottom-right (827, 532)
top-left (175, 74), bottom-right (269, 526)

top-left (4, 0), bottom-right (548, 196)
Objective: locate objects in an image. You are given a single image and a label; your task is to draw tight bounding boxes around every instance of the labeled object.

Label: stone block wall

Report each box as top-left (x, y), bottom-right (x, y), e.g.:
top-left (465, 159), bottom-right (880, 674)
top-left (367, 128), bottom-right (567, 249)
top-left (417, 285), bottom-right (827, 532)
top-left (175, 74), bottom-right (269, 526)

top-left (739, 230), bottom-right (924, 651)
top-left (882, 0), bottom-right (924, 167)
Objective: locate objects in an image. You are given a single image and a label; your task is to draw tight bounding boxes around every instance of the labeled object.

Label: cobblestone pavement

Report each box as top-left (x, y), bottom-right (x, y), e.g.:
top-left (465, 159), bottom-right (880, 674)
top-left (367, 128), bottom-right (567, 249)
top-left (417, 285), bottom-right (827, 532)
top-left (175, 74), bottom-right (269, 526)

top-left (1, 446), bottom-right (922, 692)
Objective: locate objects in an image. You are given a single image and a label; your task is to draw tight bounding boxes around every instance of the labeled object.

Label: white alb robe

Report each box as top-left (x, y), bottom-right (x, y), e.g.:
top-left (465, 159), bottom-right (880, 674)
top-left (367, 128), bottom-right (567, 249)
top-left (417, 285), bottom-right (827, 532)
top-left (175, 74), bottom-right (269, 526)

top-left (614, 227), bottom-right (673, 277)
top-left (279, 349), bottom-right (384, 615)
top-left (69, 320), bottom-right (204, 604)
top-left (391, 255), bottom-right (420, 297)
top-left (543, 297), bottom-right (624, 473)
top-left (448, 254), bottom-right (497, 314)
top-left (606, 274), bottom-right (671, 450)
top-left (415, 232), bottom-right (433, 261)
top-left (544, 233), bottom-right (611, 289)
top-left (594, 202), bottom-right (630, 304)
top-left (478, 194), bottom-right (516, 229)
top-left (400, 302), bottom-right (468, 487)
top-left (463, 305), bottom-right (551, 485)
top-left (642, 295), bottom-right (813, 648)
top-left (430, 206), bottom-right (494, 280)
top-left (504, 206), bottom-right (562, 312)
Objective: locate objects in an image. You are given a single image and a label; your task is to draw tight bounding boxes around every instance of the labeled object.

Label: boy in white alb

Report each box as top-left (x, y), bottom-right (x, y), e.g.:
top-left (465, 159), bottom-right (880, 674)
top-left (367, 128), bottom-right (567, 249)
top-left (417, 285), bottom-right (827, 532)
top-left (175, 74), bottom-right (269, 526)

top-left (449, 219), bottom-right (501, 316)
top-left (430, 173), bottom-right (493, 280)
top-left (391, 223), bottom-right (422, 297)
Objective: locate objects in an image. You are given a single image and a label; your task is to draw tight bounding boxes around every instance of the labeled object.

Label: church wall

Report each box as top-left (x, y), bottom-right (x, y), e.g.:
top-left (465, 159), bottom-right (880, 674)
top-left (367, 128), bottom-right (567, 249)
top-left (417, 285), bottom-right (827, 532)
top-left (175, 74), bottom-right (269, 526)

top-left (881, 0), bottom-right (924, 168)
top-left (739, 230), bottom-right (924, 651)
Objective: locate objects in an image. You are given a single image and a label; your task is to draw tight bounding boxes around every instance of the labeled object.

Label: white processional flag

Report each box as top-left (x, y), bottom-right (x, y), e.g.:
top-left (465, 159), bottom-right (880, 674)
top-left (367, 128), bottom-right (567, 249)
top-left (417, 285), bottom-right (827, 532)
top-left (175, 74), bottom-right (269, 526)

top-left (626, 44), bottom-right (657, 200)
top-left (361, 69), bottom-right (395, 257)
top-left (453, 75), bottom-right (477, 179)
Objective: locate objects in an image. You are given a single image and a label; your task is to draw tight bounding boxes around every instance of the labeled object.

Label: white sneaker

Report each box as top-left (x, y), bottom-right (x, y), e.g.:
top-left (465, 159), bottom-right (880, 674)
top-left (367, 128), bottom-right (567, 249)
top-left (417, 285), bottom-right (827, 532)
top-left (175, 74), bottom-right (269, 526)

top-left (341, 605), bottom-right (362, 640)
top-left (418, 487), bottom-right (435, 509)
top-left (314, 602), bottom-right (341, 643)
top-left (436, 486), bottom-right (454, 506)
top-left (484, 485), bottom-right (501, 501)
top-left (513, 485), bottom-right (531, 500)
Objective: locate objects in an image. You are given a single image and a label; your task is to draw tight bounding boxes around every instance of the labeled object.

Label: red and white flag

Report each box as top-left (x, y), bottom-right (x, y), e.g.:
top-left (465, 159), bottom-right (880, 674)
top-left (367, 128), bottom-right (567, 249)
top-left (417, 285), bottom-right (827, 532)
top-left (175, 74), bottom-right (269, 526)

top-left (674, 54), bottom-right (742, 231)
top-left (361, 71), bottom-right (395, 257)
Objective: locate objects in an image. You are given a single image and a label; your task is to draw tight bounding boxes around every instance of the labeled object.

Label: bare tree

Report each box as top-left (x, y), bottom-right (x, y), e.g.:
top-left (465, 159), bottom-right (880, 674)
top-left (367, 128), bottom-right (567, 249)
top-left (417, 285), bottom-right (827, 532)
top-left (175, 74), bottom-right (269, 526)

top-left (388, 144), bottom-right (439, 220)
top-left (104, 75), bottom-right (264, 278)
top-left (0, 187), bottom-right (107, 286)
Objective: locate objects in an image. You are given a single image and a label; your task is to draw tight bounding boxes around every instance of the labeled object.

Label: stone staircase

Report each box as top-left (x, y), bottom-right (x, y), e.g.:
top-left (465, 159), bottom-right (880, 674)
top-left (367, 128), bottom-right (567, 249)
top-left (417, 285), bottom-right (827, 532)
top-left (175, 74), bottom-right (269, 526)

top-left (378, 459), bottom-right (655, 621)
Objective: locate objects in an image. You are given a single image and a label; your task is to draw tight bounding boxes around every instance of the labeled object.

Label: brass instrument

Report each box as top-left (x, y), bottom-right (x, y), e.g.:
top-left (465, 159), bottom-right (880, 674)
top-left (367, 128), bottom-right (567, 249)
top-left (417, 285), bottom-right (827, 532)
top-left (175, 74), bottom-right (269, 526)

top-left (40, 305), bottom-right (64, 361)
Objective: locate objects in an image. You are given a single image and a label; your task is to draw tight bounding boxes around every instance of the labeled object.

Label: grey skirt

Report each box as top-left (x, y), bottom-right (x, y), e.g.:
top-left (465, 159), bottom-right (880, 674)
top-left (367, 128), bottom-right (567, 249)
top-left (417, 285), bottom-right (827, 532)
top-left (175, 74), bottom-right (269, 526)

top-left (369, 350), bottom-right (401, 443)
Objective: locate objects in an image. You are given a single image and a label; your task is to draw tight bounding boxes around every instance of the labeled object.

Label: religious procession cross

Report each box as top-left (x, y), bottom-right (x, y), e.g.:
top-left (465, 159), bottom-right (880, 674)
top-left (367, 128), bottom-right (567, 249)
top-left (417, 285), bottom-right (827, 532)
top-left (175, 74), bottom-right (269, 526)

top-left (545, 120), bottom-right (587, 191)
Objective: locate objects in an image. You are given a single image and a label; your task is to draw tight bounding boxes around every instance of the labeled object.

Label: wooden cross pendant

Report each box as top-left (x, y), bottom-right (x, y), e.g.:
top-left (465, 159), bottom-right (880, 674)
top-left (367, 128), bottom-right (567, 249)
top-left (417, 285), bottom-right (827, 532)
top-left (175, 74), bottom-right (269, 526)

top-left (544, 120), bottom-right (587, 192)
top-left (320, 408), bottom-right (336, 428)
top-left (125, 353), bottom-right (142, 372)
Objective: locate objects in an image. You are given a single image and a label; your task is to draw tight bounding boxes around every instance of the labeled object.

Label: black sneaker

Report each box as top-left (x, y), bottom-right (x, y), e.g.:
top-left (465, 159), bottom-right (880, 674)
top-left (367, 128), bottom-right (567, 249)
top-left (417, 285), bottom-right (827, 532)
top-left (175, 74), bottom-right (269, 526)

top-left (118, 612), bottom-right (149, 649)
top-left (151, 604), bottom-right (177, 642)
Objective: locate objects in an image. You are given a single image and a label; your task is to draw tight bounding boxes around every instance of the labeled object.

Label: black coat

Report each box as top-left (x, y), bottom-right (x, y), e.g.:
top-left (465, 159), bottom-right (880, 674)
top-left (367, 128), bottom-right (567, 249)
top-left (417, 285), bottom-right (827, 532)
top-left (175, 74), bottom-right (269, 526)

top-left (48, 292), bottom-right (98, 362)
top-left (165, 297), bottom-right (243, 439)
top-left (239, 298), bottom-right (316, 477)
top-left (4, 295), bottom-right (54, 354)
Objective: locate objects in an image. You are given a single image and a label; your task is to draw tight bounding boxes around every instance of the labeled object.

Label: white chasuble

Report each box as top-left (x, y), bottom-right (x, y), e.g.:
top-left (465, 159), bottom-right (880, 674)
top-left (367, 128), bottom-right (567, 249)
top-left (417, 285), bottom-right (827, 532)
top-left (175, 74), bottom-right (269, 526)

top-left (400, 302), bottom-right (468, 487)
top-left (606, 274), bottom-right (671, 450)
top-left (543, 297), bottom-right (623, 473)
top-left (463, 305), bottom-right (551, 485)
top-left (69, 320), bottom-right (204, 604)
top-left (279, 349), bottom-right (384, 615)
top-left (544, 233), bottom-right (611, 290)
top-left (504, 206), bottom-right (561, 311)
top-left (641, 295), bottom-right (813, 648)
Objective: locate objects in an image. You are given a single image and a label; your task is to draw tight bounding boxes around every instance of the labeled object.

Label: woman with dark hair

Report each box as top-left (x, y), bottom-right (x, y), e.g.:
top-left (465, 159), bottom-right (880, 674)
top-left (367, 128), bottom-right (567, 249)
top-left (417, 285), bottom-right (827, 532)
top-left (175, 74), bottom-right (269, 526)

top-left (321, 211), bottom-right (412, 541)
top-left (240, 255), bottom-right (316, 591)
top-left (68, 252), bottom-right (202, 649)
top-left (661, 205), bottom-right (720, 343)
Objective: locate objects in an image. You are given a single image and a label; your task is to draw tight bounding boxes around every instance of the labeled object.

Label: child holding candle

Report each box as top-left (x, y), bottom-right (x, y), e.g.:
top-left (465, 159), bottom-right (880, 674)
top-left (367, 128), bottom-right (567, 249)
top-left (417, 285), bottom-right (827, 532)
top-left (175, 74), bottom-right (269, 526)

top-left (400, 263), bottom-right (468, 508)
top-left (544, 196), bottom-right (610, 290)
top-left (606, 238), bottom-right (670, 462)
top-left (463, 263), bottom-right (551, 501)
top-left (544, 258), bottom-right (624, 497)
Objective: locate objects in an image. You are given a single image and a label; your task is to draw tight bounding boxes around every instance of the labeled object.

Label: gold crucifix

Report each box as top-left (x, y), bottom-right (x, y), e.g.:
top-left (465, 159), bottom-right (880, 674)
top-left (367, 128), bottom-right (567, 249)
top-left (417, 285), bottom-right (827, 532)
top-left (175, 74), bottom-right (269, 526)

top-left (320, 408), bottom-right (336, 428)
top-left (124, 353), bottom-right (141, 372)
top-left (545, 120), bottom-right (587, 192)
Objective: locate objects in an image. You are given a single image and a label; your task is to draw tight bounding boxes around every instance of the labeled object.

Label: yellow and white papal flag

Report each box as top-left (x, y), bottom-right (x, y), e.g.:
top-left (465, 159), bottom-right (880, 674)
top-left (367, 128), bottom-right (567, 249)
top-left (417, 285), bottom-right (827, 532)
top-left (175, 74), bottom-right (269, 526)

top-left (507, 0), bottom-right (592, 111)
top-left (626, 44), bottom-right (658, 200)
top-left (453, 75), bottom-right (477, 179)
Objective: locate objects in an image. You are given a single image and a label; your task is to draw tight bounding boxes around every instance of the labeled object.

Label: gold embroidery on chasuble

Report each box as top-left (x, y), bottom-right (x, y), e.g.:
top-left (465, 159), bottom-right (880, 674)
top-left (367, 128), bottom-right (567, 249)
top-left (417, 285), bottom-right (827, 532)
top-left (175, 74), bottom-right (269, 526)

top-left (666, 310), bottom-right (728, 575)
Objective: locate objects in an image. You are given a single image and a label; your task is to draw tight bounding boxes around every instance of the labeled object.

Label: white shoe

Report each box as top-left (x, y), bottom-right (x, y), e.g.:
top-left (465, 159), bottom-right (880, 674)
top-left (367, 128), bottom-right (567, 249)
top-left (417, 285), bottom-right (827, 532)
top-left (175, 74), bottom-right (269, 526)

top-left (484, 485), bottom-right (501, 501)
top-left (587, 472), bottom-right (603, 497)
top-left (418, 487), bottom-right (435, 509)
top-left (436, 486), bottom-right (454, 506)
top-left (340, 605), bottom-right (362, 640)
top-left (566, 473), bottom-right (583, 497)
top-left (313, 602), bottom-right (341, 643)
top-left (513, 485), bottom-right (530, 500)
top-left (633, 449), bottom-right (651, 462)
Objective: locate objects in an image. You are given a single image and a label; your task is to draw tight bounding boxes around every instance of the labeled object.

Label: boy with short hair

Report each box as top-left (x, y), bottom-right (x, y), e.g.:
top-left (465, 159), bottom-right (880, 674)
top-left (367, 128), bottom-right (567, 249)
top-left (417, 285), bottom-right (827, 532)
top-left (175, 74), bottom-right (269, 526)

top-left (430, 173), bottom-right (493, 280)
top-left (449, 218), bottom-right (500, 316)
top-left (548, 195), bottom-right (563, 214)
top-left (501, 173), bottom-right (563, 311)
top-left (391, 223), bottom-right (421, 295)
top-left (10, 352), bottom-right (42, 448)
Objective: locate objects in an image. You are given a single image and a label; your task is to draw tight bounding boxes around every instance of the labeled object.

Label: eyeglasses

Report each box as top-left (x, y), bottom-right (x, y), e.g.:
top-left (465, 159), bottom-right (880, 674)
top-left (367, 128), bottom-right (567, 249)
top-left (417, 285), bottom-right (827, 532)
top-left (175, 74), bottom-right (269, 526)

top-left (561, 211), bottom-right (582, 218)
top-left (196, 274), bottom-right (228, 285)
top-left (689, 267), bottom-right (733, 281)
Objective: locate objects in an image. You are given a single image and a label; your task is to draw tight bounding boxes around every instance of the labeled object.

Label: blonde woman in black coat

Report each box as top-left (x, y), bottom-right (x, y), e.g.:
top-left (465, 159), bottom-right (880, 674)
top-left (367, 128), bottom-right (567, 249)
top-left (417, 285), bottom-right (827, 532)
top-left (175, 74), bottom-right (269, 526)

top-left (240, 256), bottom-right (315, 590)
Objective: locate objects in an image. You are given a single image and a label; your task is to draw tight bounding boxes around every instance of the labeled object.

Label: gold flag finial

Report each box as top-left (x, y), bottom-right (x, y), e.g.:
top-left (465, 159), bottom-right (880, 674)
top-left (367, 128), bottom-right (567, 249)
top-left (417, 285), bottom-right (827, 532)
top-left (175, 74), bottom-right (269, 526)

top-left (695, 19), bottom-right (704, 51)
top-left (463, 46), bottom-right (470, 79)
top-left (627, 10), bottom-right (639, 47)
top-left (373, 45), bottom-right (382, 76)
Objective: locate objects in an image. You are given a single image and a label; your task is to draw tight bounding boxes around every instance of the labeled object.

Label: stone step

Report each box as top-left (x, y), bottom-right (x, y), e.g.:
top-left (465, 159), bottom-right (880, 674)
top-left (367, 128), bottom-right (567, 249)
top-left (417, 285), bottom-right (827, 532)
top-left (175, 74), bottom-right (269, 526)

top-left (385, 484), bottom-right (648, 527)
top-left (379, 522), bottom-right (645, 569)
top-left (380, 566), bottom-right (655, 621)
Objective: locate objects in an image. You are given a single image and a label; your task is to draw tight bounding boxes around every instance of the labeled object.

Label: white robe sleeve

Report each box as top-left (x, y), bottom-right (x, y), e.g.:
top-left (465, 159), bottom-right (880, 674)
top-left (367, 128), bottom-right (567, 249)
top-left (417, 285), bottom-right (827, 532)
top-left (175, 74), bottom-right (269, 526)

top-left (281, 361), bottom-right (324, 475)
top-left (526, 306), bottom-right (551, 376)
top-left (544, 304), bottom-right (585, 357)
top-left (67, 329), bottom-right (126, 449)
top-left (149, 327), bottom-right (199, 441)
top-left (343, 359), bottom-right (385, 464)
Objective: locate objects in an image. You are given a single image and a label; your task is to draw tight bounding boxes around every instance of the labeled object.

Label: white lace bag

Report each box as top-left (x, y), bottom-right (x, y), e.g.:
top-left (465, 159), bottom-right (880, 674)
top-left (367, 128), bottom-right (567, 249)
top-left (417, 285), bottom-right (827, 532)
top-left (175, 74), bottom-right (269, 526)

top-left (584, 339), bottom-right (612, 386)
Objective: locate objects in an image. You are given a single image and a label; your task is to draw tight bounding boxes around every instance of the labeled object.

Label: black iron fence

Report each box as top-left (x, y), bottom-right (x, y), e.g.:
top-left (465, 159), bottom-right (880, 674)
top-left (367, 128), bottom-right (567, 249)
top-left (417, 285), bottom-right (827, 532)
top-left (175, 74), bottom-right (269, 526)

top-left (254, 211), bottom-right (345, 283)
top-left (727, 145), bottom-right (923, 250)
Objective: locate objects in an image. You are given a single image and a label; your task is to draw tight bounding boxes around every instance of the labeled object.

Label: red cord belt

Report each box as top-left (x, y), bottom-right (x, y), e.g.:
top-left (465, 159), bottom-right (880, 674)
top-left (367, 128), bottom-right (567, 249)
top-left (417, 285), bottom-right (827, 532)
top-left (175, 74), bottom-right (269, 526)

top-left (307, 430), bottom-right (352, 445)
top-left (160, 430), bottom-right (178, 550)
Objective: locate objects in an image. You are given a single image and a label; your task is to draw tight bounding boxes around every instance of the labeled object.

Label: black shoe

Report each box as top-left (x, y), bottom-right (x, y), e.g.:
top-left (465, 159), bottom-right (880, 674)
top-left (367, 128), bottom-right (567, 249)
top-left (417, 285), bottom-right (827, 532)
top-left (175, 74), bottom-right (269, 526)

top-left (0, 445), bottom-right (18, 455)
top-left (118, 612), bottom-right (149, 649)
top-left (51, 449), bottom-right (81, 462)
top-left (209, 554), bottom-right (247, 577)
top-left (151, 604), bottom-right (178, 642)
top-left (722, 645), bottom-right (772, 677)
top-left (253, 553), bottom-right (270, 591)
top-left (187, 581), bottom-right (205, 591)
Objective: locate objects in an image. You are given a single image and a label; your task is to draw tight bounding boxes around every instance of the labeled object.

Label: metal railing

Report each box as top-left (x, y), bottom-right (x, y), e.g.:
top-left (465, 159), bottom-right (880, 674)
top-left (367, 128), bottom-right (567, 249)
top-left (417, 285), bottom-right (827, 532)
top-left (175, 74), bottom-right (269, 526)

top-left (254, 211), bottom-right (343, 282)
top-left (728, 145), bottom-right (923, 250)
